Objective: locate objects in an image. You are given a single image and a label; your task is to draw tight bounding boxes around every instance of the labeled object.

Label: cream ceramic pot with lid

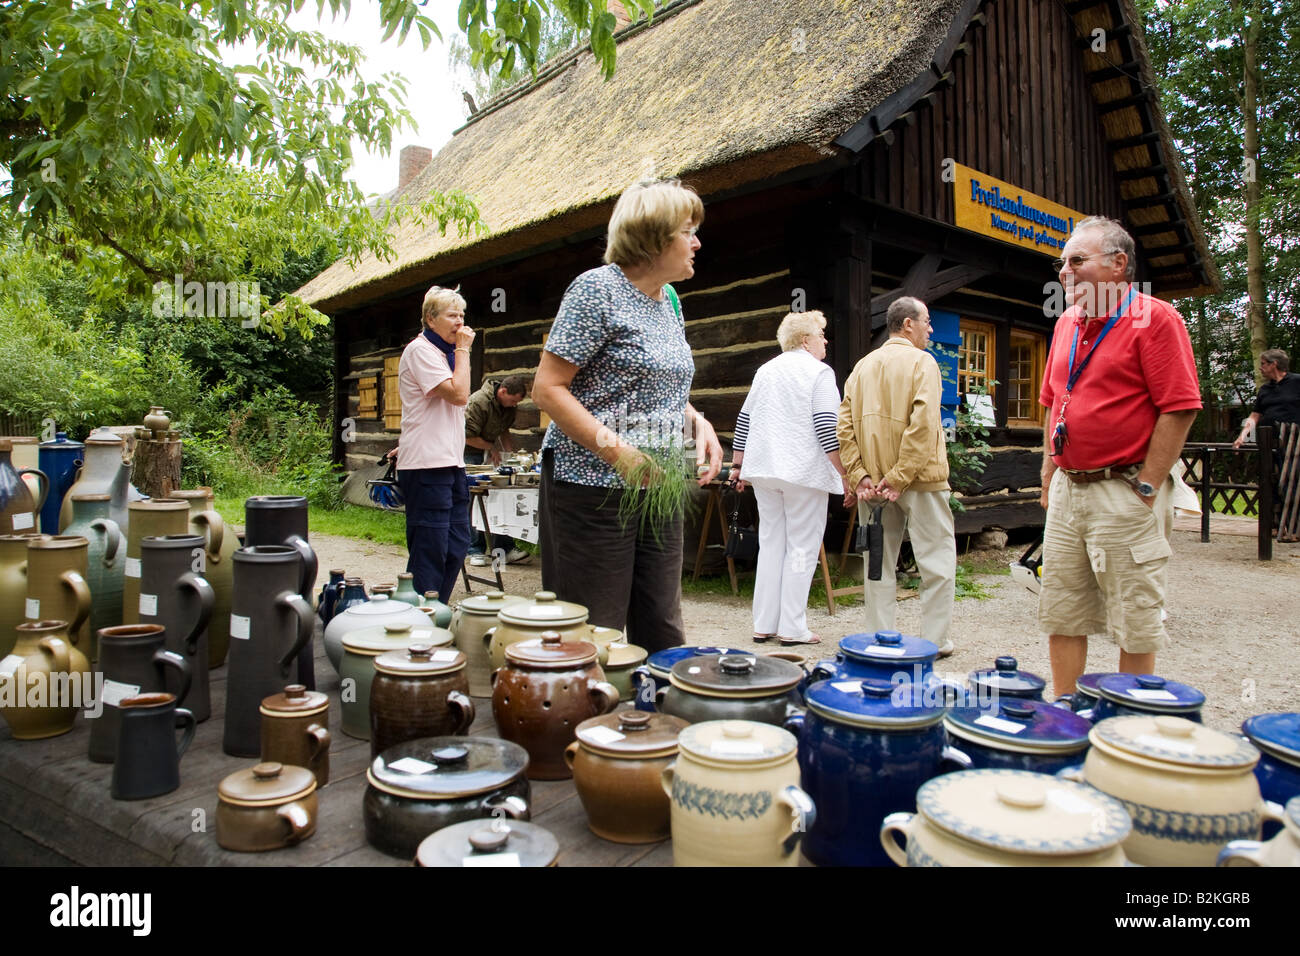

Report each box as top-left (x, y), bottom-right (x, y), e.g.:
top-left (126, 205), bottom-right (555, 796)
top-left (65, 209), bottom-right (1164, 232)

top-left (662, 720), bottom-right (814, 867)
top-left (880, 769), bottom-right (1131, 866)
top-left (323, 592), bottom-right (434, 673)
top-left (484, 590), bottom-right (596, 671)
top-left (450, 590), bottom-right (528, 697)
top-left (1067, 715), bottom-right (1265, 866)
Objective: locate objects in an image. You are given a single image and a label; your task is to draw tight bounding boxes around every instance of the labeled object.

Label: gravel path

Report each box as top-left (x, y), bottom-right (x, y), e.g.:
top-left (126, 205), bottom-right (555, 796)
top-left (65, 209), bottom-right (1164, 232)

top-left (309, 528), bottom-right (1300, 735)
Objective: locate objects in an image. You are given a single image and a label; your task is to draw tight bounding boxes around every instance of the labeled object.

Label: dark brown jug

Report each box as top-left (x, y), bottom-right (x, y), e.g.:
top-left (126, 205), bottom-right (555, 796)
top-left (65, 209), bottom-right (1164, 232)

top-left (89, 624), bottom-right (191, 763)
top-left (111, 693), bottom-right (196, 800)
top-left (244, 495), bottom-right (318, 691)
top-left (224, 546), bottom-right (314, 757)
top-left (140, 535), bottom-right (214, 723)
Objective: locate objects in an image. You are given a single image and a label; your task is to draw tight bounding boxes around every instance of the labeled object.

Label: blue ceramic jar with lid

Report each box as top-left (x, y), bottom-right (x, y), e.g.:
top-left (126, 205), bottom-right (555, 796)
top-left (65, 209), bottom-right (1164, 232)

top-left (943, 699), bottom-right (1092, 775)
top-left (1241, 712), bottom-right (1300, 836)
top-left (631, 646), bottom-right (755, 712)
top-left (1090, 673), bottom-right (1204, 723)
top-left (967, 656), bottom-right (1046, 702)
top-left (37, 432), bottom-right (84, 534)
top-left (811, 630), bottom-right (939, 686)
top-left (791, 677), bottom-right (957, 867)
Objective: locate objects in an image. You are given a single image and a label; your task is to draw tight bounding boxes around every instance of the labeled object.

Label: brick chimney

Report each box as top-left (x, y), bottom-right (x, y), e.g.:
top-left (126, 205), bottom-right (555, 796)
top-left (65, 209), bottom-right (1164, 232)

top-left (398, 145), bottom-right (433, 190)
top-left (611, 1), bottom-right (634, 31)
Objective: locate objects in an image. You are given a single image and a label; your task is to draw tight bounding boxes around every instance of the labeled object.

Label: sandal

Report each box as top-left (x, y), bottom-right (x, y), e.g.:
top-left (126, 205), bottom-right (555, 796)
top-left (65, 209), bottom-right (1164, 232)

top-left (778, 632), bottom-right (822, 646)
top-left (752, 633), bottom-right (776, 643)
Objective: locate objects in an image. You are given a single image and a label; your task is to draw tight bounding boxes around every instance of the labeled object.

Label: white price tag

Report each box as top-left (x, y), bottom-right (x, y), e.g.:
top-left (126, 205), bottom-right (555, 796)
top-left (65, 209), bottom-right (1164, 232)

top-left (687, 666), bottom-right (702, 674)
top-left (125, 557), bottom-right (142, 578)
top-left (529, 606), bottom-right (564, 618)
top-left (1046, 789), bottom-right (1097, 815)
top-left (388, 757), bottom-right (436, 775)
top-left (1136, 733), bottom-right (1197, 755)
top-left (865, 645), bottom-right (907, 657)
top-left (0, 654), bottom-right (24, 675)
top-left (11, 512), bottom-right (33, 530)
top-left (230, 614), bottom-right (250, 640)
top-left (139, 593), bottom-right (158, 617)
top-left (975, 714), bottom-right (1027, 735)
top-left (579, 726), bottom-right (626, 746)
top-left (711, 739), bottom-right (764, 756)
top-left (430, 650), bottom-right (460, 663)
top-left (1127, 688), bottom-right (1178, 702)
top-left (100, 679), bottom-right (142, 707)
top-left (831, 681), bottom-right (862, 693)
top-left (24, 598), bottom-right (39, 619)
top-left (462, 852), bottom-right (521, 867)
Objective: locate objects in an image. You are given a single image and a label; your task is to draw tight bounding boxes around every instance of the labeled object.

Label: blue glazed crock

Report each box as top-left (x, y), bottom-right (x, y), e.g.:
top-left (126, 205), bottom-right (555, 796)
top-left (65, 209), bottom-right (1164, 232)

top-left (810, 630), bottom-right (937, 685)
top-left (792, 677), bottom-right (956, 867)
top-left (1089, 673), bottom-right (1204, 723)
top-left (37, 432), bottom-right (84, 534)
top-left (943, 699), bottom-right (1091, 775)
top-left (1242, 713), bottom-right (1300, 838)
top-left (630, 646), bottom-right (752, 712)
top-left (967, 656), bottom-right (1046, 702)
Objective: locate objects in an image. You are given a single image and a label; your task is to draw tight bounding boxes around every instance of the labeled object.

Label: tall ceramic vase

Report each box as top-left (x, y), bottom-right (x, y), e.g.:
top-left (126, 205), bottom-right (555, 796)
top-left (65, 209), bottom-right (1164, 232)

top-left (123, 499), bottom-right (190, 626)
top-left (0, 532), bottom-right (45, 658)
top-left (140, 534), bottom-right (215, 722)
top-left (172, 488), bottom-right (237, 669)
top-left (63, 494), bottom-right (125, 644)
top-left (36, 432), bottom-right (83, 534)
top-left (24, 535), bottom-right (92, 662)
top-left (244, 495), bottom-right (317, 690)
top-left (1, 439), bottom-right (48, 535)
top-left (224, 546), bottom-right (314, 757)
top-left (0, 619), bottom-right (92, 739)
top-left (58, 428), bottom-right (139, 532)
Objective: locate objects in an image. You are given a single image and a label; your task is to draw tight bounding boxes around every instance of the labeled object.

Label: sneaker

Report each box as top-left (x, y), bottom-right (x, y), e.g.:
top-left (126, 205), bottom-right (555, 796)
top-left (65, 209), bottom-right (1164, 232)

top-left (505, 548), bottom-right (531, 564)
top-left (935, 640), bottom-right (954, 658)
top-left (469, 554), bottom-right (491, 567)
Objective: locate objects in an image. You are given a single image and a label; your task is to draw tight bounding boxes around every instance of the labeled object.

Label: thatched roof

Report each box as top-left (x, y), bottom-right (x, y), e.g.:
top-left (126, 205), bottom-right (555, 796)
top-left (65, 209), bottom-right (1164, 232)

top-left (298, 0), bottom-right (1216, 310)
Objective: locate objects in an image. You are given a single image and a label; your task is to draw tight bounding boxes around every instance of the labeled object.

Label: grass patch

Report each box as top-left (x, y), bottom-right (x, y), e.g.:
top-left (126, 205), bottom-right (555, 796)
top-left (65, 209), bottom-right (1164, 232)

top-left (900, 562), bottom-right (995, 600)
top-left (212, 493), bottom-right (408, 547)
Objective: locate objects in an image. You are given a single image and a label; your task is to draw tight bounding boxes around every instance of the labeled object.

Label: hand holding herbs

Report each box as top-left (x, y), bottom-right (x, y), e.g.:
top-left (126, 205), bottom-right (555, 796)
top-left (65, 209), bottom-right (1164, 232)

top-left (607, 444), bottom-right (697, 545)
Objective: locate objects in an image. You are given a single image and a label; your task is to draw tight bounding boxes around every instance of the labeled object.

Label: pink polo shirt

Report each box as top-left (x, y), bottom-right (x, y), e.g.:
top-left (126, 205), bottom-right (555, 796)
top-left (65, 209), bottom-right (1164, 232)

top-left (396, 334), bottom-right (465, 470)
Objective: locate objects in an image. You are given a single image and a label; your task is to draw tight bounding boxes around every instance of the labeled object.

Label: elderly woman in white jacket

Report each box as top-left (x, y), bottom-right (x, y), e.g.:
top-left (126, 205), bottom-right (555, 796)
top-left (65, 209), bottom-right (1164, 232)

top-left (730, 311), bottom-right (854, 645)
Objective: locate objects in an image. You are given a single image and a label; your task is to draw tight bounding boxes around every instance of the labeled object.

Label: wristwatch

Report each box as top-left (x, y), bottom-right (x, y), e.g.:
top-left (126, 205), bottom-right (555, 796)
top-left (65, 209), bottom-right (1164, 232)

top-left (1129, 476), bottom-right (1157, 498)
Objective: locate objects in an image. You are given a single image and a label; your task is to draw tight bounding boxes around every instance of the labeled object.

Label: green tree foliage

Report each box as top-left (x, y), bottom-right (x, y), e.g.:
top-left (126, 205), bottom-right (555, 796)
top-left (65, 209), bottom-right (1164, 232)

top-left (1139, 0), bottom-right (1300, 427)
top-left (450, 13), bottom-right (584, 105)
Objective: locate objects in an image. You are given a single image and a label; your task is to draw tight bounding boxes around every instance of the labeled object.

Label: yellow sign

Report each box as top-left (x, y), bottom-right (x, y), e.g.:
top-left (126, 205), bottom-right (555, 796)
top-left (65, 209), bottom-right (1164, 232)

top-left (951, 163), bottom-right (1086, 256)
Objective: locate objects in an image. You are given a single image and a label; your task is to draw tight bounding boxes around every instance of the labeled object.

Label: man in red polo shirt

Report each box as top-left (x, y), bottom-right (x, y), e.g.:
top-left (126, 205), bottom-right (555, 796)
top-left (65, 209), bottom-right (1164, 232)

top-left (1038, 216), bottom-right (1201, 700)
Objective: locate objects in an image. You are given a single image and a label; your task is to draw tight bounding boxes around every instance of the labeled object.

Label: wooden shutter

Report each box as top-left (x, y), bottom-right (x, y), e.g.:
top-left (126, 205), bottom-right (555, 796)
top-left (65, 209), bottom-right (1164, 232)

top-left (358, 375), bottom-right (378, 418)
top-left (383, 356), bottom-right (402, 430)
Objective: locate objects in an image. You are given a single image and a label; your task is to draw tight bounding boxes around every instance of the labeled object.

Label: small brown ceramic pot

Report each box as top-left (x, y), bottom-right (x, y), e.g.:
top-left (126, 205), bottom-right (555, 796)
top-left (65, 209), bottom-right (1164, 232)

top-left (564, 710), bottom-right (687, 843)
top-left (370, 643), bottom-right (475, 758)
top-left (216, 761), bottom-right (318, 852)
top-left (260, 685), bottom-right (331, 787)
top-left (491, 631), bottom-right (619, 780)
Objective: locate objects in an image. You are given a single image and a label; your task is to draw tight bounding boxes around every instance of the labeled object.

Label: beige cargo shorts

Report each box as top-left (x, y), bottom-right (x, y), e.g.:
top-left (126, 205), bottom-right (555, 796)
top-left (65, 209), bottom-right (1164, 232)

top-left (1038, 469), bottom-right (1174, 654)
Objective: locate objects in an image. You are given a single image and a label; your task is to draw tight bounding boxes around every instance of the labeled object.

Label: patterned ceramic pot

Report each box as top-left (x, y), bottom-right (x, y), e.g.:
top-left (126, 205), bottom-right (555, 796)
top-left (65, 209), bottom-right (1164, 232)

top-left (449, 590), bottom-right (528, 697)
top-left (630, 646), bottom-right (756, 712)
top-left (24, 535), bottom-right (92, 660)
top-left (216, 762), bottom-right (318, 852)
top-left (323, 593), bottom-right (431, 673)
top-left (564, 710), bottom-right (687, 844)
top-left (339, 622), bottom-right (453, 741)
top-left (415, 819), bottom-right (558, 867)
top-left (260, 684), bottom-right (331, 788)
top-left (363, 737), bottom-right (531, 859)
top-left (880, 769), bottom-right (1131, 867)
top-left (370, 643), bottom-right (474, 758)
top-left (1071, 715), bottom-right (1264, 866)
top-left (0, 620), bottom-right (92, 739)
top-left (490, 632), bottom-right (619, 780)
top-left (663, 720), bottom-right (814, 867)
top-left (658, 653), bottom-right (803, 727)
top-left (1088, 673), bottom-right (1204, 723)
top-left (1218, 795), bottom-right (1300, 867)
top-left (943, 699), bottom-right (1092, 776)
top-left (793, 678), bottom-right (954, 867)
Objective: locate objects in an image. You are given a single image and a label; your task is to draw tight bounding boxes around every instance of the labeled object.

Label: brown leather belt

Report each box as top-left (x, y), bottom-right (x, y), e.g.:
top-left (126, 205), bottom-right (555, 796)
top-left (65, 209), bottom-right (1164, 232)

top-left (1062, 463), bottom-right (1141, 484)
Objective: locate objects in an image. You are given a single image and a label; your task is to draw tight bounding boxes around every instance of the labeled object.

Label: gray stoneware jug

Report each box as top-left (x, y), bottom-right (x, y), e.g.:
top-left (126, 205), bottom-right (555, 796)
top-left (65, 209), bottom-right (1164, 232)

top-left (139, 534), bottom-right (214, 723)
top-left (89, 624), bottom-right (191, 763)
top-left (244, 495), bottom-right (318, 691)
top-left (224, 545), bottom-right (314, 757)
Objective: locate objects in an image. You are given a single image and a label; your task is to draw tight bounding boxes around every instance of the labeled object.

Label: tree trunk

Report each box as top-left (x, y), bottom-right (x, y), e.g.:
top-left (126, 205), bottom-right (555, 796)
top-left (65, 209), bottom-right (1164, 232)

top-left (131, 438), bottom-right (183, 499)
top-left (1242, 7), bottom-right (1268, 383)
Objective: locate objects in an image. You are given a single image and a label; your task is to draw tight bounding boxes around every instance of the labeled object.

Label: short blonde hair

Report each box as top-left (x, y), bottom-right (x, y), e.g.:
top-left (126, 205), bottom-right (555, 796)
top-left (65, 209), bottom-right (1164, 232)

top-left (421, 285), bottom-right (466, 329)
top-left (777, 310), bottom-right (827, 352)
top-left (603, 179), bottom-right (704, 268)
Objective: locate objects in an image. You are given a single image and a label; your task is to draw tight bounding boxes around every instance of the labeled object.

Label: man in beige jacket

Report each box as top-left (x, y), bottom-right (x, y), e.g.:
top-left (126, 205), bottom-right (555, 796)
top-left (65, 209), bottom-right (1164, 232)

top-left (836, 296), bottom-right (956, 656)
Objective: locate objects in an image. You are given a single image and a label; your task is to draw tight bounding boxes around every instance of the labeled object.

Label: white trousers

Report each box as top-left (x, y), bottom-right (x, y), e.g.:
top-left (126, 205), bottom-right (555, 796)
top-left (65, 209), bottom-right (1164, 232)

top-left (858, 489), bottom-right (956, 647)
top-left (750, 478), bottom-right (829, 639)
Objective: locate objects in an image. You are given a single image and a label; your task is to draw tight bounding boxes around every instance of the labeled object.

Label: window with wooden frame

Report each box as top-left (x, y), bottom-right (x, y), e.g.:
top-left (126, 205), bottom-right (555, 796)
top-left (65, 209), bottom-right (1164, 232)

top-left (958, 320), bottom-right (995, 396)
top-left (1007, 330), bottom-right (1048, 427)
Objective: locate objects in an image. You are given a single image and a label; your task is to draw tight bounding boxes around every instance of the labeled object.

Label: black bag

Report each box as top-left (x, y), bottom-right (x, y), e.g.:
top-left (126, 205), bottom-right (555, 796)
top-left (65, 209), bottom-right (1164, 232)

top-left (724, 492), bottom-right (759, 561)
top-left (855, 505), bottom-right (885, 580)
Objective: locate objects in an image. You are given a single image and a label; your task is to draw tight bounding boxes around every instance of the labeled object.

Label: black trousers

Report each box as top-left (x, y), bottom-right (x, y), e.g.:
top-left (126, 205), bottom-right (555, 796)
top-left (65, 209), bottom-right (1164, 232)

top-left (539, 450), bottom-right (685, 654)
top-left (397, 466), bottom-right (470, 604)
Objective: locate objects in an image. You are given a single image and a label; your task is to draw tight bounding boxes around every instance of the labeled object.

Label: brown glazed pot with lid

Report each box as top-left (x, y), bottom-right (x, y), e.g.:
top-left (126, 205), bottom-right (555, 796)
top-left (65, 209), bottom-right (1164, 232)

top-left (364, 736), bottom-right (531, 859)
top-left (491, 631), bottom-right (620, 780)
top-left (416, 819), bottom-right (559, 867)
top-left (260, 684), bottom-right (331, 787)
top-left (370, 642), bottom-right (474, 758)
top-left (216, 761), bottom-right (318, 852)
top-left (564, 709), bottom-right (688, 843)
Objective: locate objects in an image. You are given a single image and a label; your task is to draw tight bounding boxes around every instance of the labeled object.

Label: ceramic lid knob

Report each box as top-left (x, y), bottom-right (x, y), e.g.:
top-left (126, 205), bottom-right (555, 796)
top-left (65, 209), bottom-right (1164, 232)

top-left (384, 622), bottom-right (411, 635)
top-left (540, 631), bottom-right (562, 646)
top-left (468, 827), bottom-right (511, 853)
top-left (253, 762), bottom-right (283, 780)
top-left (995, 656), bottom-right (1018, 672)
top-left (996, 779), bottom-right (1047, 810)
top-left (535, 591), bottom-right (557, 602)
top-left (285, 684), bottom-right (306, 700)
top-left (371, 594), bottom-right (390, 603)
top-left (432, 745), bottom-right (469, 765)
top-left (860, 678), bottom-right (893, 698)
top-left (1137, 674), bottom-right (1166, 689)
top-left (619, 712), bottom-right (652, 732)
top-left (408, 642), bottom-right (434, 660)
top-left (1001, 700), bottom-right (1035, 720)
top-left (720, 721), bottom-right (753, 739)
top-left (487, 591), bottom-right (506, 602)
top-left (875, 630), bottom-right (903, 645)
top-left (1155, 716), bottom-right (1196, 738)
top-left (719, 656), bottom-right (755, 675)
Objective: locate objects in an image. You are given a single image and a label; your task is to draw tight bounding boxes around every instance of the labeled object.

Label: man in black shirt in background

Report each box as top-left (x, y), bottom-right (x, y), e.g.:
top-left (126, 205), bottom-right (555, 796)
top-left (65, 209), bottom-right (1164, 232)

top-left (1234, 349), bottom-right (1300, 448)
